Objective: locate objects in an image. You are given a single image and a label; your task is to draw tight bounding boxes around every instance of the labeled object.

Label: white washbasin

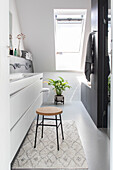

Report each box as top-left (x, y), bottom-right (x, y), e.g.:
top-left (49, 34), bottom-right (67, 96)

top-left (9, 73), bottom-right (38, 81)
top-left (10, 73), bottom-right (43, 95)
top-left (10, 73), bottom-right (24, 81)
top-left (22, 73), bottom-right (38, 78)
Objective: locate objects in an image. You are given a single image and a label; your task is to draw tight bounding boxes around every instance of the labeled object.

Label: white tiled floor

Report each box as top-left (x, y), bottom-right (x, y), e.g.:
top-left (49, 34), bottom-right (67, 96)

top-left (43, 101), bottom-right (110, 170)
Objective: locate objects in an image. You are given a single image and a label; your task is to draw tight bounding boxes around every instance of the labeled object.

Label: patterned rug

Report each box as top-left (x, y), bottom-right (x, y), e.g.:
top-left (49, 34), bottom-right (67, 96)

top-left (12, 120), bottom-right (88, 169)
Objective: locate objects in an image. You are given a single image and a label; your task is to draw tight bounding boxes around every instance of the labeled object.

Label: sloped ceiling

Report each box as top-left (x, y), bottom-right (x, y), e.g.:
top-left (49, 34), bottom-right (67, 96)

top-left (15, 0), bottom-right (91, 72)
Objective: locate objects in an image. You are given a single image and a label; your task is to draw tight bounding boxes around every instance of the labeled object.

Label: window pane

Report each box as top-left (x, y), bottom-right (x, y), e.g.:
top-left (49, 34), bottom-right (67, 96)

top-left (56, 22), bottom-right (83, 52)
top-left (56, 53), bottom-right (81, 70)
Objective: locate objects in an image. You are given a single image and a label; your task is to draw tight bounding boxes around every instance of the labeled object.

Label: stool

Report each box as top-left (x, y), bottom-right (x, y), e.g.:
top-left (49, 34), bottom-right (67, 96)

top-left (34, 107), bottom-right (64, 150)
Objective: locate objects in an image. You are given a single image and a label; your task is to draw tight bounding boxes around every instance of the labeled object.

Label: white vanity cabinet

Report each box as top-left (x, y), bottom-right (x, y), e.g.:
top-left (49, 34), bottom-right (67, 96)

top-left (10, 73), bottom-right (43, 162)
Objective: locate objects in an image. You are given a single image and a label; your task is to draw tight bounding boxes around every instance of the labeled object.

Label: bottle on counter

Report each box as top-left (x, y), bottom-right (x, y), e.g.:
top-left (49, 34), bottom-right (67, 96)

top-left (9, 48), bottom-right (11, 55)
top-left (10, 48), bottom-right (13, 55)
top-left (14, 48), bottom-right (17, 56)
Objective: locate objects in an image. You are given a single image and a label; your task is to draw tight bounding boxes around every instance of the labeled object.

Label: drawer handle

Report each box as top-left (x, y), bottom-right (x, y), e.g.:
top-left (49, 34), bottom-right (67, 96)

top-left (40, 77), bottom-right (43, 80)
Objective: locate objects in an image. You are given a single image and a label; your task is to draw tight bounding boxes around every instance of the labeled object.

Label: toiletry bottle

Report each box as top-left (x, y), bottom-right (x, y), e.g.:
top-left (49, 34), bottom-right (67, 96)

top-left (10, 48), bottom-right (13, 55)
top-left (9, 48), bottom-right (11, 55)
top-left (14, 48), bottom-right (17, 56)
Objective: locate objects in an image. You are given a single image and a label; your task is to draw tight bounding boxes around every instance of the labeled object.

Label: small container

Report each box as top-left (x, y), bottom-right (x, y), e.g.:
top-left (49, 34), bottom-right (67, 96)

top-left (10, 48), bottom-right (13, 55)
top-left (14, 48), bottom-right (17, 56)
top-left (9, 48), bottom-right (11, 55)
top-left (21, 50), bottom-right (28, 58)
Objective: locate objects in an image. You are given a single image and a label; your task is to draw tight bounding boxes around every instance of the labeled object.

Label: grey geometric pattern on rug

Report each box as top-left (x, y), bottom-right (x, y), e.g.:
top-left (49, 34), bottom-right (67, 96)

top-left (12, 120), bottom-right (88, 169)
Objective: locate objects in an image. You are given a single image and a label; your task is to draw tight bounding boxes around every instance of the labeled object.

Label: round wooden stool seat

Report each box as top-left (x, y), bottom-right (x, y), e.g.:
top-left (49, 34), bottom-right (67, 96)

top-left (36, 107), bottom-right (63, 116)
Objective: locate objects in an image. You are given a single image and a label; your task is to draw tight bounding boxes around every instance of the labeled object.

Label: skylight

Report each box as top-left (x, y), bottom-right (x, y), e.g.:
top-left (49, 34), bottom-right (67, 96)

top-left (54, 9), bottom-right (87, 71)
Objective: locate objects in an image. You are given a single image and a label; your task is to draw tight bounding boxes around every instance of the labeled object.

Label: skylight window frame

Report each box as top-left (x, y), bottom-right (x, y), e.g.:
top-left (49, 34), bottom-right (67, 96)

top-left (54, 9), bottom-right (87, 72)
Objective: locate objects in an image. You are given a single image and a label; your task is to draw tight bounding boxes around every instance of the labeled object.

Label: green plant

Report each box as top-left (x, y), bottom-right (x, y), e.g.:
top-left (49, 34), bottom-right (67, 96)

top-left (48, 77), bottom-right (71, 96)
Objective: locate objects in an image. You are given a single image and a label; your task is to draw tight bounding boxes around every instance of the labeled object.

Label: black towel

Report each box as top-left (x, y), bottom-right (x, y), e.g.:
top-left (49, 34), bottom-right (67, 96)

top-left (106, 55), bottom-right (110, 77)
top-left (85, 33), bottom-right (93, 81)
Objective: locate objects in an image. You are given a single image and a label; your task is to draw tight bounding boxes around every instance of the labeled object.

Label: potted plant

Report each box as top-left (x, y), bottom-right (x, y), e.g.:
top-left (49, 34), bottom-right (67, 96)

top-left (48, 76), bottom-right (71, 104)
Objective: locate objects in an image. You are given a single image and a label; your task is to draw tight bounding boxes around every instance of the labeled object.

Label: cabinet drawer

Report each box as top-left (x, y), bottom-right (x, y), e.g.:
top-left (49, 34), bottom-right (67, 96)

top-left (10, 94), bottom-right (42, 161)
top-left (10, 79), bottom-right (42, 129)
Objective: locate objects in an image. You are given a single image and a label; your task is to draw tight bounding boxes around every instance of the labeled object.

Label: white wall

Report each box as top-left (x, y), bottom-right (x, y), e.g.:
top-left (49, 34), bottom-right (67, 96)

top-left (110, 0), bottom-right (113, 169)
top-left (15, 0), bottom-right (91, 72)
top-left (9, 0), bottom-right (24, 50)
top-left (0, 0), bottom-right (10, 169)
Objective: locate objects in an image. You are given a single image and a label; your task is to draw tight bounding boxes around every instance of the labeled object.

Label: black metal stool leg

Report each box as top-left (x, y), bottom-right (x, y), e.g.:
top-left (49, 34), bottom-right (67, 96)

top-left (41, 115), bottom-right (44, 138)
top-left (59, 114), bottom-right (64, 140)
top-left (55, 115), bottom-right (59, 150)
top-left (34, 114), bottom-right (39, 148)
